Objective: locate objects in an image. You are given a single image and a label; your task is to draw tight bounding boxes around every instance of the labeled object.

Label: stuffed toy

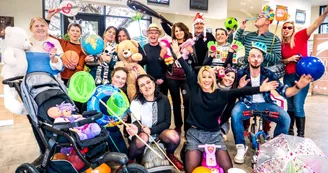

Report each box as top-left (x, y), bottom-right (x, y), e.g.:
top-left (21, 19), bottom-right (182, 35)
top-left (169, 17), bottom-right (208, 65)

top-left (180, 38), bottom-right (195, 60)
top-left (159, 38), bottom-right (174, 66)
top-left (47, 102), bottom-right (101, 141)
top-left (1, 27), bottom-right (32, 115)
top-left (114, 40), bottom-right (146, 101)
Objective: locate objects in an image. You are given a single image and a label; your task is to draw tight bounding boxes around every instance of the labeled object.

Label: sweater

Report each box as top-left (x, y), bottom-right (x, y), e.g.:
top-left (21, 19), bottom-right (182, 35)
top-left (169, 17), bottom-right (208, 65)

top-left (178, 57), bottom-right (261, 131)
top-left (130, 94), bottom-right (171, 135)
top-left (143, 43), bottom-right (167, 80)
top-left (194, 32), bottom-right (216, 66)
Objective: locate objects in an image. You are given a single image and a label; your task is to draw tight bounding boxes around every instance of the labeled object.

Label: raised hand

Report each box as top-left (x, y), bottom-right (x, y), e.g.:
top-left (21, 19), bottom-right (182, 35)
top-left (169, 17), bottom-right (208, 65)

top-left (295, 74), bottom-right (313, 89)
top-left (46, 8), bottom-right (59, 20)
top-left (238, 75), bottom-right (250, 88)
top-left (126, 123), bottom-right (138, 136)
top-left (260, 78), bottom-right (279, 92)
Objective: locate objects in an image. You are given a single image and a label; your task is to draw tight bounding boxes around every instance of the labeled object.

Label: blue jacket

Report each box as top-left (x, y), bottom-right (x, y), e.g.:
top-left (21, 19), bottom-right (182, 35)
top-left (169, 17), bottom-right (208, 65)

top-left (237, 66), bottom-right (289, 106)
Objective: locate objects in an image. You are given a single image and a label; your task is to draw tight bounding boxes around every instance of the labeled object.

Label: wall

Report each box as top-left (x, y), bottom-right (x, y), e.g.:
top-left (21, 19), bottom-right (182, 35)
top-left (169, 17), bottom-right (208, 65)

top-left (0, 0), bottom-right (42, 32)
top-left (82, 0), bottom-right (228, 19)
top-left (311, 6), bottom-right (320, 37)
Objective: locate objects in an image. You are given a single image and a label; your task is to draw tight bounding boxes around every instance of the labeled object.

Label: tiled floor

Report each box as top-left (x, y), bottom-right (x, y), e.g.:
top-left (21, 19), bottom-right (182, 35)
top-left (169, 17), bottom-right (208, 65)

top-left (0, 95), bottom-right (328, 173)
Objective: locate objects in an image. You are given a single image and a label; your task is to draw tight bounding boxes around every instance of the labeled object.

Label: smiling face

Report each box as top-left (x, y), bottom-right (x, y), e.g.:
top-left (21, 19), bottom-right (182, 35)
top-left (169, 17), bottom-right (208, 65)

top-left (248, 48), bottom-right (264, 69)
top-left (221, 72), bottom-right (236, 87)
top-left (118, 30), bottom-right (128, 43)
top-left (137, 76), bottom-right (155, 98)
top-left (147, 29), bottom-right (160, 45)
top-left (111, 70), bottom-right (127, 89)
top-left (282, 22), bottom-right (295, 38)
top-left (216, 29), bottom-right (228, 45)
top-left (197, 67), bottom-right (217, 92)
top-left (30, 19), bottom-right (48, 39)
top-left (67, 25), bottom-right (81, 43)
top-left (194, 22), bottom-right (204, 36)
top-left (105, 27), bottom-right (116, 43)
top-left (174, 26), bottom-right (185, 41)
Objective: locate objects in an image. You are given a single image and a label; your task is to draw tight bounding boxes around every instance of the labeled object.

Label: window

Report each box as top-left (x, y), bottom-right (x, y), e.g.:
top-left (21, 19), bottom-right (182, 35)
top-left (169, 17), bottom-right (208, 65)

top-left (319, 6), bottom-right (328, 33)
top-left (43, 0), bottom-right (150, 46)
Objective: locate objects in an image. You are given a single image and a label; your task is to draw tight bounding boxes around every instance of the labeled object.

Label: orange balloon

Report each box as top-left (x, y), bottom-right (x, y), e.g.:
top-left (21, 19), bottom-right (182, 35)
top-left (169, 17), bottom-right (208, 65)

top-left (86, 163), bottom-right (111, 173)
top-left (275, 5), bottom-right (289, 22)
top-left (192, 166), bottom-right (211, 173)
top-left (62, 50), bottom-right (79, 66)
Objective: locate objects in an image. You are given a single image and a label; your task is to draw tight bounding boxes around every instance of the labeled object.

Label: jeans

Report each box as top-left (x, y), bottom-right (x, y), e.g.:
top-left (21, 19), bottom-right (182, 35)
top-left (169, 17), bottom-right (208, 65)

top-left (167, 78), bottom-right (190, 131)
top-left (107, 127), bottom-right (128, 154)
top-left (231, 102), bottom-right (290, 145)
top-left (283, 73), bottom-right (309, 117)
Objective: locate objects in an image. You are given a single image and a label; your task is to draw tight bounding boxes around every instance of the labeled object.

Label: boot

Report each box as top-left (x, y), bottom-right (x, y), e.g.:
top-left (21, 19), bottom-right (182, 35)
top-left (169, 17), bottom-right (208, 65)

top-left (288, 111), bottom-right (295, 136)
top-left (295, 117), bottom-right (305, 137)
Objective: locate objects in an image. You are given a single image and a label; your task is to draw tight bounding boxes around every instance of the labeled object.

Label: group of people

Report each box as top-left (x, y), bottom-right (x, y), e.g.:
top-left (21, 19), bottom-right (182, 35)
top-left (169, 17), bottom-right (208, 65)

top-left (23, 4), bottom-right (328, 173)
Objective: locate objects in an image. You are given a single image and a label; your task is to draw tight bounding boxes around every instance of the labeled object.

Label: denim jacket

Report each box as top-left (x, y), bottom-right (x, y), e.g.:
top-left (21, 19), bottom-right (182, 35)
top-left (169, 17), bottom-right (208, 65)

top-left (237, 66), bottom-right (289, 106)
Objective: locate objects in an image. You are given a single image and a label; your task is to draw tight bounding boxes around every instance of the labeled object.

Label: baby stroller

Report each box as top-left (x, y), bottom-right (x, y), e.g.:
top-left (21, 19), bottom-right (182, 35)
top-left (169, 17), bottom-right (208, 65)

top-left (2, 72), bottom-right (148, 173)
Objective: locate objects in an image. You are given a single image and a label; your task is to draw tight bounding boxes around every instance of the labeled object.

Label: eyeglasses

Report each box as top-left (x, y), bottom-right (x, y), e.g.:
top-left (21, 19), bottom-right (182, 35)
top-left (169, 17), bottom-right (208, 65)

top-left (257, 15), bottom-right (267, 19)
top-left (283, 26), bottom-right (293, 30)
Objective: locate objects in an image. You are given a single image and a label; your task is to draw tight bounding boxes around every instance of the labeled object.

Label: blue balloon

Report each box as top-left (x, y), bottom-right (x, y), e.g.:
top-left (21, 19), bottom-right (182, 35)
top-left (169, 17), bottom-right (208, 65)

top-left (296, 56), bottom-right (325, 81)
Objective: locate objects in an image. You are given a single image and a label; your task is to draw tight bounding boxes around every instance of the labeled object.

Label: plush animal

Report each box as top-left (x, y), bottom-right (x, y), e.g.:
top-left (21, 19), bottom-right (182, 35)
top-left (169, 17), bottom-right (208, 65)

top-left (180, 38), bottom-right (195, 60)
top-left (159, 39), bottom-right (174, 65)
top-left (1, 27), bottom-right (32, 115)
top-left (141, 143), bottom-right (170, 169)
top-left (114, 40), bottom-right (146, 101)
top-left (47, 102), bottom-right (101, 141)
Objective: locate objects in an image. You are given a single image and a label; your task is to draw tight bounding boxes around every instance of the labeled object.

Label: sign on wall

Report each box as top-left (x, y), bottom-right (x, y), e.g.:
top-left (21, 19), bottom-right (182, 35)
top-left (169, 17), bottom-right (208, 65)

top-left (0, 16), bottom-right (14, 38)
top-left (312, 34), bottom-right (328, 94)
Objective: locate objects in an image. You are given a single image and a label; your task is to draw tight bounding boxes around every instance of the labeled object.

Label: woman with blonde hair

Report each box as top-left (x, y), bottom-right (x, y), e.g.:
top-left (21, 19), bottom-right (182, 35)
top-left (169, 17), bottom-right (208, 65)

top-left (172, 42), bottom-right (279, 173)
top-left (281, 5), bottom-right (328, 137)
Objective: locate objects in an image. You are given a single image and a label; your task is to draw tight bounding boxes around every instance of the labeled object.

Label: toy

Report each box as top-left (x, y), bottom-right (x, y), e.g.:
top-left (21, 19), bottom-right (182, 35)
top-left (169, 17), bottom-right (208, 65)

top-left (47, 102), bottom-right (101, 141)
top-left (43, 41), bottom-right (55, 52)
top-left (224, 17), bottom-right (238, 31)
top-left (87, 84), bottom-right (129, 127)
top-left (198, 144), bottom-right (224, 173)
top-left (296, 56), bottom-right (325, 81)
top-left (62, 50), bottom-right (79, 67)
top-left (67, 148), bottom-right (88, 171)
top-left (141, 143), bottom-right (170, 170)
top-left (114, 40), bottom-right (146, 101)
top-left (159, 38), bottom-right (174, 65)
top-left (68, 71), bottom-right (96, 103)
top-left (192, 166), bottom-right (211, 173)
top-left (180, 38), bottom-right (195, 60)
top-left (86, 163), bottom-right (111, 173)
top-left (1, 26), bottom-right (32, 115)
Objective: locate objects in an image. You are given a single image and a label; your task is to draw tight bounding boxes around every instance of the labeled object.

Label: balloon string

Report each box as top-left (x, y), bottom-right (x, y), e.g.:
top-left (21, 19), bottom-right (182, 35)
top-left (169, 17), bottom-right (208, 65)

top-left (270, 21), bottom-right (279, 54)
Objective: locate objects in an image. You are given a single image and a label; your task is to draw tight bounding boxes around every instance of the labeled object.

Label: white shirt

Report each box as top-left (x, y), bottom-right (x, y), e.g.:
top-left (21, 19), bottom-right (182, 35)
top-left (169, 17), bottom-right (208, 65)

top-left (251, 75), bottom-right (266, 103)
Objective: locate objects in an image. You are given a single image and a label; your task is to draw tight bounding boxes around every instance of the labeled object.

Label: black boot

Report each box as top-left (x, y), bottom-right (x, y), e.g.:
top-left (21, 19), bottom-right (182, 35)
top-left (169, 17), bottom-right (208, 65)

top-left (295, 117), bottom-right (305, 137)
top-left (288, 111), bottom-right (295, 136)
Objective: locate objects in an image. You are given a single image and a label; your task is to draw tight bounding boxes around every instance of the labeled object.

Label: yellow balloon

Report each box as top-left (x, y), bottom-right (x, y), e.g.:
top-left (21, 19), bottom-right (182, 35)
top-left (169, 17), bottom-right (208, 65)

top-left (192, 166), bottom-right (211, 173)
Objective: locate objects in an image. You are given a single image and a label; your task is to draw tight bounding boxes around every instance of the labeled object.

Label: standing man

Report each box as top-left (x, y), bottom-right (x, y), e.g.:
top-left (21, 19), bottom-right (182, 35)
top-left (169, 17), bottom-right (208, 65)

top-left (143, 23), bottom-right (168, 95)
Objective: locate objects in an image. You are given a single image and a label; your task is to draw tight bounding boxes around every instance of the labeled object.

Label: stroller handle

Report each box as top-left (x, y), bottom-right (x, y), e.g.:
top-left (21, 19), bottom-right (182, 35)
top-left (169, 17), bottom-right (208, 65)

top-left (2, 76), bottom-right (24, 85)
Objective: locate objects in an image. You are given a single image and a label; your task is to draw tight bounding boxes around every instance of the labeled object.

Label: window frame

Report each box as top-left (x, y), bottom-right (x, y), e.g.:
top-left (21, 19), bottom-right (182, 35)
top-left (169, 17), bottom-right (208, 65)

top-left (319, 5), bottom-right (328, 33)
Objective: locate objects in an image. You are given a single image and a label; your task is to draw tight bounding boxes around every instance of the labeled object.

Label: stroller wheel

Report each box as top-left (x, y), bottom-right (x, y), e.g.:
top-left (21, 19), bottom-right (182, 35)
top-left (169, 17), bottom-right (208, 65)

top-left (117, 163), bottom-right (149, 173)
top-left (15, 163), bottom-right (39, 173)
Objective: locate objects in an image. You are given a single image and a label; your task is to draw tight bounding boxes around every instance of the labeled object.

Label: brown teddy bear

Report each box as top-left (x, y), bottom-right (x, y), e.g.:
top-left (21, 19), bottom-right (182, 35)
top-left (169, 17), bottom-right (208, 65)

top-left (114, 40), bottom-right (146, 101)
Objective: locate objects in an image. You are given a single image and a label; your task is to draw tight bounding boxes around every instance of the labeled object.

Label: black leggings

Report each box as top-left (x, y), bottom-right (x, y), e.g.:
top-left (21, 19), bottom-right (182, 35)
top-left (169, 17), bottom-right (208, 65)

top-left (167, 78), bottom-right (190, 132)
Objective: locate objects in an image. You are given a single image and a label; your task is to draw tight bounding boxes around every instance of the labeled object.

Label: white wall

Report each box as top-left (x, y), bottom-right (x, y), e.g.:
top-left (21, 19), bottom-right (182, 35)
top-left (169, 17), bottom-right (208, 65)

top-left (82, 0), bottom-right (228, 19)
top-left (0, 0), bottom-right (42, 32)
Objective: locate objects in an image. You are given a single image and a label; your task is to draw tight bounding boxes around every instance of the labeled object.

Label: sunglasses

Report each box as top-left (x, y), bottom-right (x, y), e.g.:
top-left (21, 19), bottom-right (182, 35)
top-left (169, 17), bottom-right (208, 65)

top-left (283, 26), bottom-right (293, 30)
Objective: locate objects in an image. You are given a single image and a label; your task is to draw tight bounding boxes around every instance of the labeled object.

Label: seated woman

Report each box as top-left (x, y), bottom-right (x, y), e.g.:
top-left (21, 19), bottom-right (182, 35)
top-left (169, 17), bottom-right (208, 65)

top-left (172, 42), bottom-right (279, 173)
top-left (125, 74), bottom-right (184, 170)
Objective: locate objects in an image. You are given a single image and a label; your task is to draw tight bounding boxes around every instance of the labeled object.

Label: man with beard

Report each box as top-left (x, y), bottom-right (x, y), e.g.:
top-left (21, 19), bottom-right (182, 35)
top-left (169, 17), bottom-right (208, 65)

top-left (234, 5), bottom-right (281, 67)
top-left (143, 23), bottom-right (168, 95)
top-left (230, 42), bottom-right (313, 164)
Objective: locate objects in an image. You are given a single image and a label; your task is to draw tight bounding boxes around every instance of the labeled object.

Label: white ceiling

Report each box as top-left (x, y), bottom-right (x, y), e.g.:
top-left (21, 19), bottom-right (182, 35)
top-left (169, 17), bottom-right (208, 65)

top-left (227, 0), bottom-right (328, 14)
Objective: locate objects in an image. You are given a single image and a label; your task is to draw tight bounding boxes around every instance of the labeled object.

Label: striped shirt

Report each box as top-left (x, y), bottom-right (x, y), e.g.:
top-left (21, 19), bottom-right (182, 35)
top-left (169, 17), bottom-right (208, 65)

top-left (234, 28), bottom-right (281, 67)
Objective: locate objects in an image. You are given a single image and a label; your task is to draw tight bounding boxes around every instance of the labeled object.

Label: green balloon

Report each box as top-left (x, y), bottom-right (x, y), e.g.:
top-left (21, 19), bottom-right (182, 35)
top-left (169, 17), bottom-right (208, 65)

top-left (68, 71), bottom-right (96, 103)
top-left (106, 90), bottom-right (130, 116)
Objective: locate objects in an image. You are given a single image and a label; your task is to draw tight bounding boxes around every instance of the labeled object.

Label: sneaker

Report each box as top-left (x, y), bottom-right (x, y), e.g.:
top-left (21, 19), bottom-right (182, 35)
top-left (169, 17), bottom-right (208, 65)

top-left (234, 144), bottom-right (248, 164)
top-left (167, 153), bottom-right (184, 171)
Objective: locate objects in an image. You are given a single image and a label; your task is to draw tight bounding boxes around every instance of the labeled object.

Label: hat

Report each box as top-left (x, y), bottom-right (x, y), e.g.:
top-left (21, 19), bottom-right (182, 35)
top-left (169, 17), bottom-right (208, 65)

top-left (192, 13), bottom-right (206, 41)
top-left (142, 23), bottom-right (165, 37)
top-left (262, 5), bottom-right (274, 24)
top-left (251, 42), bottom-right (267, 54)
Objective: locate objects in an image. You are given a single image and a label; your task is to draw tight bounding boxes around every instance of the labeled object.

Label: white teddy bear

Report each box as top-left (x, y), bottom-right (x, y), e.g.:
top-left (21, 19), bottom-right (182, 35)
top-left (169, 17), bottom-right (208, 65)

top-left (1, 27), bottom-right (32, 115)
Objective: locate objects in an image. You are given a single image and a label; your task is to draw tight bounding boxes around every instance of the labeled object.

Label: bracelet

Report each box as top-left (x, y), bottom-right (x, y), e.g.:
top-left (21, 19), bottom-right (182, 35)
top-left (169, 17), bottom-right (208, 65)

top-left (295, 84), bottom-right (301, 90)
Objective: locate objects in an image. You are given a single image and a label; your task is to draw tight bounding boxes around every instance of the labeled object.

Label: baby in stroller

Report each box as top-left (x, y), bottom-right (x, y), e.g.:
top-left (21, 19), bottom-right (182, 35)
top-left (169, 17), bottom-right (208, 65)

top-left (3, 72), bottom-right (147, 173)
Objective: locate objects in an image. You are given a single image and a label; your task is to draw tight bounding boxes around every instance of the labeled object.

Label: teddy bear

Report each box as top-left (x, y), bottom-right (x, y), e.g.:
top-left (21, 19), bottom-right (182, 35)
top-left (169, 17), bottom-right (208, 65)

top-left (1, 27), bottom-right (32, 115)
top-left (114, 40), bottom-right (146, 101)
